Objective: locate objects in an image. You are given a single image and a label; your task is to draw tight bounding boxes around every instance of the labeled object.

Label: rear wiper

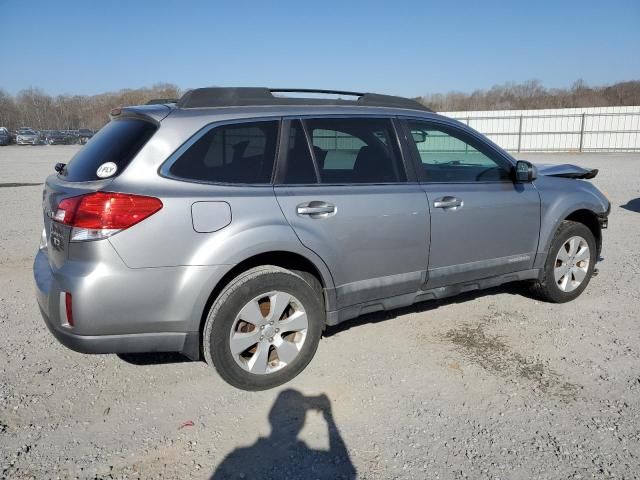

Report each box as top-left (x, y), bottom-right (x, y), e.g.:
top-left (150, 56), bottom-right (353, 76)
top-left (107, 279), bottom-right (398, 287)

top-left (54, 163), bottom-right (66, 174)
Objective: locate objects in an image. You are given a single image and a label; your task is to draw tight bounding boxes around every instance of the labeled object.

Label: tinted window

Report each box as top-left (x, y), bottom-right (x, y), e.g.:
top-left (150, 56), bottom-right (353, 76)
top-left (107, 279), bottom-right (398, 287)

top-left (283, 120), bottom-right (317, 184)
top-left (170, 121), bottom-right (279, 184)
top-left (406, 120), bottom-right (511, 182)
top-left (306, 118), bottom-right (405, 184)
top-left (61, 118), bottom-right (157, 182)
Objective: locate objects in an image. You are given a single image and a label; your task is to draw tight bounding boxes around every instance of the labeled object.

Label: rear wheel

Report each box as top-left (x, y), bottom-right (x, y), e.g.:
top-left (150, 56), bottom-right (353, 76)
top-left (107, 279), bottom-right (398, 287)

top-left (532, 221), bottom-right (597, 303)
top-left (203, 266), bottom-right (324, 390)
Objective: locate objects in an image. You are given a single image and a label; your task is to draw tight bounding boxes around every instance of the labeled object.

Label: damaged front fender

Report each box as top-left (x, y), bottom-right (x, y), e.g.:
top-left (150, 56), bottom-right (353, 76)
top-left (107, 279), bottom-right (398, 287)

top-left (534, 163), bottom-right (599, 179)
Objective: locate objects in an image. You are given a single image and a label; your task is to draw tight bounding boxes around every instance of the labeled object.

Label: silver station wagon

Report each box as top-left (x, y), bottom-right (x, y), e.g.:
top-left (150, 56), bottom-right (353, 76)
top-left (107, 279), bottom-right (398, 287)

top-left (34, 88), bottom-right (610, 390)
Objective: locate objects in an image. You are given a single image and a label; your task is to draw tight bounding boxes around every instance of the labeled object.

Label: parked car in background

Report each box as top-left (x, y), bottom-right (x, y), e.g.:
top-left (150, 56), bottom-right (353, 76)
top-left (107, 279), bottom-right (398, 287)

top-left (64, 130), bottom-right (80, 144)
top-left (78, 128), bottom-right (94, 144)
top-left (0, 127), bottom-right (11, 146)
top-left (16, 128), bottom-right (43, 145)
top-left (45, 130), bottom-right (75, 145)
top-left (34, 87), bottom-right (610, 391)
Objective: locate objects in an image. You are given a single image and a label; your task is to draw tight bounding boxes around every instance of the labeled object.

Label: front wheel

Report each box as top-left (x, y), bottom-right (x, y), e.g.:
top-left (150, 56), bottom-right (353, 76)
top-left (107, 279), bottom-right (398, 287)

top-left (203, 266), bottom-right (324, 390)
top-left (532, 220), bottom-right (597, 303)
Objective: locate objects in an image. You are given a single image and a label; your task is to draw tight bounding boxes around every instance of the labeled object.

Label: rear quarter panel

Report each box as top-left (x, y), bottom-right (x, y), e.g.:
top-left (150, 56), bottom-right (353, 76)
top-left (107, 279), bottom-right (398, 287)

top-left (107, 182), bottom-right (332, 270)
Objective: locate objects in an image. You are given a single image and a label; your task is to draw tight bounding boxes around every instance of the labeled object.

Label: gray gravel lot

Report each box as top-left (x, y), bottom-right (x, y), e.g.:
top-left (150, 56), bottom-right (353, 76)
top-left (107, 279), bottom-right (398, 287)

top-left (1, 145), bottom-right (639, 479)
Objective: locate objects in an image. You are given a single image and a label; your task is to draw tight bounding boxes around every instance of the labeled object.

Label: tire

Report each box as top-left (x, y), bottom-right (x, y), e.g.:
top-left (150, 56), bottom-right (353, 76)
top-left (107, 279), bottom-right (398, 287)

top-left (203, 266), bottom-right (324, 390)
top-left (532, 220), bottom-right (597, 303)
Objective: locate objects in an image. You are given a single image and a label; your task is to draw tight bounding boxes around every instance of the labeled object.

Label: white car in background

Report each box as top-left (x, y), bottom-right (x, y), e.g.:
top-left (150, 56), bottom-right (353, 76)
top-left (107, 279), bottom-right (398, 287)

top-left (16, 128), bottom-right (43, 145)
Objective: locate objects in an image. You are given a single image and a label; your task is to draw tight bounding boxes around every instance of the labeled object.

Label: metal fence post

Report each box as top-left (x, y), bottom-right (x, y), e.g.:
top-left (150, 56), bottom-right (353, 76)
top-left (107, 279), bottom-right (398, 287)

top-left (517, 115), bottom-right (523, 152)
top-left (579, 113), bottom-right (586, 152)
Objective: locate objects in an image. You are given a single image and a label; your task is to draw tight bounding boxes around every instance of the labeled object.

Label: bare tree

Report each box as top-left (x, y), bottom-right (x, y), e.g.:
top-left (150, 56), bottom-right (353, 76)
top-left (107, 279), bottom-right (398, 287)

top-left (0, 83), bottom-right (181, 131)
top-left (417, 80), bottom-right (640, 111)
top-left (1, 81), bottom-right (639, 131)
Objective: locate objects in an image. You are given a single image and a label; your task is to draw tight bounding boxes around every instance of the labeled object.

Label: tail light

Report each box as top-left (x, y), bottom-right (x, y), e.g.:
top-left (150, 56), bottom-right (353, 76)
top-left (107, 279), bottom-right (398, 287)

top-left (54, 192), bottom-right (163, 241)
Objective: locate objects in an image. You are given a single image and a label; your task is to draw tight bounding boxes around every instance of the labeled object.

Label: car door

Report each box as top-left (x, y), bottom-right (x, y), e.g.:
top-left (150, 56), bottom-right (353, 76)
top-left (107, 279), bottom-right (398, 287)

top-left (274, 117), bottom-right (429, 309)
top-left (401, 118), bottom-right (541, 289)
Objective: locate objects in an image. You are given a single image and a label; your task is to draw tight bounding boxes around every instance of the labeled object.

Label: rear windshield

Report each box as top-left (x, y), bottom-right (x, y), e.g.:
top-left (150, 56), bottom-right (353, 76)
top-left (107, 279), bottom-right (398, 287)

top-left (60, 118), bottom-right (157, 182)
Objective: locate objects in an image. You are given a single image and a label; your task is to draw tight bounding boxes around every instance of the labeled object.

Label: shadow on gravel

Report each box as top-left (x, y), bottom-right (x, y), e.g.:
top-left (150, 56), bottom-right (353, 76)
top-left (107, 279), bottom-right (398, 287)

top-left (116, 352), bottom-right (191, 365)
top-left (621, 198), bottom-right (640, 213)
top-left (211, 389), bottom-right (356, 479)
top-left (324, 282), bottom-right (536, 337)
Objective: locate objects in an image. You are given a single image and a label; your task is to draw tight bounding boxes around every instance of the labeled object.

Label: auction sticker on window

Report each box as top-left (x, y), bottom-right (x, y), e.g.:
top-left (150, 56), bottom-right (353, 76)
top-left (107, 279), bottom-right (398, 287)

top-left (96, 162), bottom-right (117, 178)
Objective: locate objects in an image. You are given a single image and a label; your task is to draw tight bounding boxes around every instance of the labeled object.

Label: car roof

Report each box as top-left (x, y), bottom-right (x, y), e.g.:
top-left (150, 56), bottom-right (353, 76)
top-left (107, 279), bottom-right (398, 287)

top-left (116, 88), bottom-right (465, 133)
top-left (117, 104), bottom-right (460, 144)
top-left (175, 87), bottom-right (432, 111)
top-left (164, 103), bottom-right (446, 121)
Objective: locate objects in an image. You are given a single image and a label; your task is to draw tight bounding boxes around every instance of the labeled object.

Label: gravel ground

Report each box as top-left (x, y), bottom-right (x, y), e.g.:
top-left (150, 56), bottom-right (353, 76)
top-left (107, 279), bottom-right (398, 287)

top-left (1, 145), bottom-right (639, 479)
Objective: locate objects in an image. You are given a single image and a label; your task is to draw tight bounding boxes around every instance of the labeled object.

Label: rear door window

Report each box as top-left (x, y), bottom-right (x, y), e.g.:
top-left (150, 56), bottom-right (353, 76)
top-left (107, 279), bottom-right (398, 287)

top-left (60, 118), bottom-right (157, 182)
top-left (169, 120), bottom-right (279, 184)
top-left (282, 120), bottom-right (317, 184)
top-left (305, 118), bottom-right (405, 184)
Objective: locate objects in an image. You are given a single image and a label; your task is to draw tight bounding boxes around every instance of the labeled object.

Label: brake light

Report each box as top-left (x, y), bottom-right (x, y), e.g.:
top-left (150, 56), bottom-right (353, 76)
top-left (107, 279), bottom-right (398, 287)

top-left (54, 192), bottom-right (162, 241)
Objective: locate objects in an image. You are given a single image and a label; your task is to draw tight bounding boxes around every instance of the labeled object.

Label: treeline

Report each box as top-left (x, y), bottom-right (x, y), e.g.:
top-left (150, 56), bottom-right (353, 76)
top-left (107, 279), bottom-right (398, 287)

top-left (1, 80), bottom-right (639, 131)
top-left (0, 83), bottom-right (181, 131)
top-left (417, 79), bottom-right (640, 112)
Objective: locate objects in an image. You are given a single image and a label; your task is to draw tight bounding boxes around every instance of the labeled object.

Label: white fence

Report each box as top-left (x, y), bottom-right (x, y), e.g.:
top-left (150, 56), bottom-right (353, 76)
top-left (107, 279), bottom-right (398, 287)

top-left (440, 106), bottom-right (640, 152)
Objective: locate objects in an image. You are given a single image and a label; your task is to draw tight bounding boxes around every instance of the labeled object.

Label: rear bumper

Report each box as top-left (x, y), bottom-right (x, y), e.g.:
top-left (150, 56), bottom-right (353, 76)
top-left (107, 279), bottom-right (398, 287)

top-left (38, 303), bottom-right (192, 356)
top-left (33, 246), bottom-right (227, 360)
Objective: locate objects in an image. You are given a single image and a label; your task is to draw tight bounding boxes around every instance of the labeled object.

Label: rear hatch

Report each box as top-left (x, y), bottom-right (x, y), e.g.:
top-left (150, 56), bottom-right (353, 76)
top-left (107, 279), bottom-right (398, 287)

top-left (42, 115), bottom-right (159, 269)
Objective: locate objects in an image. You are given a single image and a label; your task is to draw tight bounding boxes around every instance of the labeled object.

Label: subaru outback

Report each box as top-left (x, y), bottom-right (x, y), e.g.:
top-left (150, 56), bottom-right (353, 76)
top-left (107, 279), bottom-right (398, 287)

top-left (34, 88), bottom-right (610, 390)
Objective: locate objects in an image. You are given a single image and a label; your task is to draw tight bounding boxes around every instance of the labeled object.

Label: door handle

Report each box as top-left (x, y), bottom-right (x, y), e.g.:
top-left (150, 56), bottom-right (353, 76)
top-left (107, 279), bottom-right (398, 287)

top-left (433, 196), bottom-right (463, 209)
top-left (296, 201), bottom-right (337, 218)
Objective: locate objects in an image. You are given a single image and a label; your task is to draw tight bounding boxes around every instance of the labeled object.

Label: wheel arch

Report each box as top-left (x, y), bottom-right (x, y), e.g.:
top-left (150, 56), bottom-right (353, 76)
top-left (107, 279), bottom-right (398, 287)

top-left (536, 175), bottom-right (608, 265)
top-left (195, 250), bottom-right (335, 359)
top-left (564, 209), bottom-right (602, 257)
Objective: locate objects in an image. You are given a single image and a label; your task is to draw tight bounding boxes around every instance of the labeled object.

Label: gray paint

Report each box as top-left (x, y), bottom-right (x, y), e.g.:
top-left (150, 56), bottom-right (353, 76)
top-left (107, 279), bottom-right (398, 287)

top-left (274, 184), bottom-right (429, 308)
top-left (422, 182), bottom-right (540, 287)
top-left (33, 101), bottom-right (610, 359)
top-left (534, 175), bottom-right (609, 256)
top-left (191, 201), bottom-right (232, 233)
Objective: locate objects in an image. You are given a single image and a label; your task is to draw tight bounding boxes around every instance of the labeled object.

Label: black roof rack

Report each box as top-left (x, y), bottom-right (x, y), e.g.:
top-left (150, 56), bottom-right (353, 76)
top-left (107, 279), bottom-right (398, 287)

top-left (175, 87), bottom-right (431, 112)
top-left (145, 98), bottom-right (179, 105)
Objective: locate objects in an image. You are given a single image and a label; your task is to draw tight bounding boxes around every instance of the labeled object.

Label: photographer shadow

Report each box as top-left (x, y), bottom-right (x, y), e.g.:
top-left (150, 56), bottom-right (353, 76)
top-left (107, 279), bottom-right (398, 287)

top-left (211, 389), bottom-right (356, 480)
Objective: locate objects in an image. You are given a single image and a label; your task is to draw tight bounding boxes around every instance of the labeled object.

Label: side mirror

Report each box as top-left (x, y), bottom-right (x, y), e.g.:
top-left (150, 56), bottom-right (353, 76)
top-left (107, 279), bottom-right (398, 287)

top-left (514, 160), bottom-right (537, 183)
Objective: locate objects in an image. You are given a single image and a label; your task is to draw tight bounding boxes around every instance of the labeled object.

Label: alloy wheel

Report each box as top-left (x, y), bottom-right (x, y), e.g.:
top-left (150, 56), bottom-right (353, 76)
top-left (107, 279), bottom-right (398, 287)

top-left (229, 291), bottom-right (308, 374)
top-left (554, 235), bottom-right (590, 292)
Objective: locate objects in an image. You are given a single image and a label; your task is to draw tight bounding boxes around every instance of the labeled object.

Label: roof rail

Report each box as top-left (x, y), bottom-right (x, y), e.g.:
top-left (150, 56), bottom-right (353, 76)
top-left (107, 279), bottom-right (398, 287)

top-left (175, 87), bottom-right (431, 112)
top-left (145, 98), bottom-right (178, 105)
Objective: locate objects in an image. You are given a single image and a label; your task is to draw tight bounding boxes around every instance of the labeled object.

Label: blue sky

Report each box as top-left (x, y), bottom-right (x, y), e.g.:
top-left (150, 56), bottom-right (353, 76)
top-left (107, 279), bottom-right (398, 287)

top-left (1, 0), bottom-right (639, 97)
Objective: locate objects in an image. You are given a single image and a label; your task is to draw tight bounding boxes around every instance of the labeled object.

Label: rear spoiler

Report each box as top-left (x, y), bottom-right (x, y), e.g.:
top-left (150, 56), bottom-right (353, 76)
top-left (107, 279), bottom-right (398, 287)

top-left (109, 104), bottom-right (173, 123)
top-left (145, 98), bottom-right (178, 105)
